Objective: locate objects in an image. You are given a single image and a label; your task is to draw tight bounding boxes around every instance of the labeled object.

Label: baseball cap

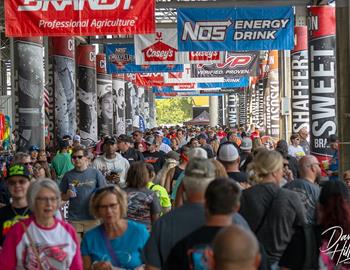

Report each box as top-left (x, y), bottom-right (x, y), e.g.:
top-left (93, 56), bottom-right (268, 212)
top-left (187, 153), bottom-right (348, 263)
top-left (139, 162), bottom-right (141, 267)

top-left (7, 163), bottom-right (31, 180)
top-left (29, 145), bottom-right (40, 152)
top-left (197, 133), bottom-right (208, 140)
top-left (154, 130), bottom-right (164, 136)
top-left (73, 135), bottom-right (81, 142)
top-left (240, 138), bottom-right (252, 151)
top-left (184, 158), bottom-right (216, 181)
top-left (144, 136), bottom-right (156, 146)
top-left (104, 136), bottom-right (116, 145)
top-left (188, 147), bottom-right (208, 159)
top-left (117, 134), bottom-right (132, 143)
top-left (165, 151), bottom-right (180, 161)
top-left (217, 143), bottom-right (239, 162)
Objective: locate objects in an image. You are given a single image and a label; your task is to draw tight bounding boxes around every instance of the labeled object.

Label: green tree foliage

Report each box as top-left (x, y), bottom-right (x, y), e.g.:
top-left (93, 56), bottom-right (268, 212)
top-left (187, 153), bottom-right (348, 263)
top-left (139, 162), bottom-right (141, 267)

top-left (156, 97), bottom-right (193, 124)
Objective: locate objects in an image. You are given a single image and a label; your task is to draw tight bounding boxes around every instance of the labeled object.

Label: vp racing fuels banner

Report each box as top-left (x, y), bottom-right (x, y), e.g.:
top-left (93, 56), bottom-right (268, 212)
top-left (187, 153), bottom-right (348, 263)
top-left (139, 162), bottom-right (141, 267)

top-left (191, 52), bottom-right (259, 78)
top-left (105, 44), bottom-right (183, 74)
top-left (177, 6), bottom-right (294, 51)
top-left (5, 0), bottom-right (155, 37)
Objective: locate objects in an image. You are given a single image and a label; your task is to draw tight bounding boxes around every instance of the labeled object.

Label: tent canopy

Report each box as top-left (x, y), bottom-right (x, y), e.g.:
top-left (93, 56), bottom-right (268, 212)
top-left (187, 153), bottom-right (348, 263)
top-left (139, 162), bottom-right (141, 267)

top-left (184, 110), bottom-right (210, 126)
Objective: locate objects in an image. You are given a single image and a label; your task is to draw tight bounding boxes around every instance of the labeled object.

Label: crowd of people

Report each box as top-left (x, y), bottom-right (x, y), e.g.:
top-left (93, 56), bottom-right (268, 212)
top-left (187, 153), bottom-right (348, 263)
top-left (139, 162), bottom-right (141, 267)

top-left (0, 124), bottom-right (347, 270)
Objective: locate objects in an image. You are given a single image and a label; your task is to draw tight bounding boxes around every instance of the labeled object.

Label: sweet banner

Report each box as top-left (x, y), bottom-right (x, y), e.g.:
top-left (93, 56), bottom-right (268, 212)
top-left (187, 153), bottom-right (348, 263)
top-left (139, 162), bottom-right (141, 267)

top-left (5, 0), bottom-right (155, 37)
top-left (191, 51), bottom-right (259, 78)
top-left (177, 6), bottom-right (294, 51)
top-left (105, 44), bottom-right (183, 74)
top-left (134, 28), bottom-right (224, 64)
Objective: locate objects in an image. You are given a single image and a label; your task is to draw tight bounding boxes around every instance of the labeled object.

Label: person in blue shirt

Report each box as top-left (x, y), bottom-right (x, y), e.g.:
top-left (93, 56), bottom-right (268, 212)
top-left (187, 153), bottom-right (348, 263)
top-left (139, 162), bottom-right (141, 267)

top-left (81, 185), bottom-right (149, 270)
top-left (327, 134), bottom-right (339, 181)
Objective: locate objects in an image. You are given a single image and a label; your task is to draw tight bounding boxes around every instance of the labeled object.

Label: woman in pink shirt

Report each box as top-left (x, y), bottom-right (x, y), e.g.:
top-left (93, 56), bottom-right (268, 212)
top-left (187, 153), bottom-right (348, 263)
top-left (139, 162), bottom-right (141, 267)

top-left (0, 178), bottom-right (83, 270)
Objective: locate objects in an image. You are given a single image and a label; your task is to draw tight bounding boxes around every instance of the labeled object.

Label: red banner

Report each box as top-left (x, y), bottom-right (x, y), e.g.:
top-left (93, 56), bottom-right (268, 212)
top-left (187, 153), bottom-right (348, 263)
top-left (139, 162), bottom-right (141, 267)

top-left (5, 0), bottom-right (155, 37)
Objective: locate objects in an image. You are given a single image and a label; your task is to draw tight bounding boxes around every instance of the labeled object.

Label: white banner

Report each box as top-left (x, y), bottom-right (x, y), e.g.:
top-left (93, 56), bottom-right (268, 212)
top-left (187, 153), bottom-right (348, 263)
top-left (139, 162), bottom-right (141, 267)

top-left (134, 28), bottom-right (224, 65)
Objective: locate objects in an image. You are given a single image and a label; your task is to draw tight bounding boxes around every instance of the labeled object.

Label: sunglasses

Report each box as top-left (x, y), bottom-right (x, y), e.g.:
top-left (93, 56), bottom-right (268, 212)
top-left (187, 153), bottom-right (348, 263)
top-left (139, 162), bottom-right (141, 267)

top-left (94, 185), bottom-right (117, 196)
top-left (72, 155), bottom-right (84, 160)
top-left (7, 178), bottom-right (29, 186)
top-left (23, 162), bottom-right (33, 166)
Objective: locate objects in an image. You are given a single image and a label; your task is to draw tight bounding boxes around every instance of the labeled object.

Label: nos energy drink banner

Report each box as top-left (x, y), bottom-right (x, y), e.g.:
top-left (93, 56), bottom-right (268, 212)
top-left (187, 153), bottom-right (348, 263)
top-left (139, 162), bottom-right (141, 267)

top-left (13, 37), bottom-right (45, 151)
top-left (291, 26), bottom-right (309, 133)
top-left (178, 6), bottom-right (294, 51)
top-left (48, 37), bottom-right (76, 140)
top-left (76, 45), bottom-right (98, 146)
top-left (308, 6), bottom-right (336, 159)
top-left (96, 54), bottom-right (113, 137)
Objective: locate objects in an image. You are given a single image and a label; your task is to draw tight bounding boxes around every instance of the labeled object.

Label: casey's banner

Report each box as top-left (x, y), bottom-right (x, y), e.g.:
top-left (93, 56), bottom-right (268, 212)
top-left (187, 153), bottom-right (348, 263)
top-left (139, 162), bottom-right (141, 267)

top-left (5, 0), bottom-right (155, 37)
top-left (191, 51), bottom-right (259, 78)
top-left (105, 44), bottom-right (183, 74)
top-left (134, 28), bottom-right (224, 65)
top-left (177, 6), bottom-right (294, 51)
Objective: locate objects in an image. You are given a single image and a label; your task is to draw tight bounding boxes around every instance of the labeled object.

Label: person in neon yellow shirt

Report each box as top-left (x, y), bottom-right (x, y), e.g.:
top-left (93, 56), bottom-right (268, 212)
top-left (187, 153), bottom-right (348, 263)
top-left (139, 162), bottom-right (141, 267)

top-left (145, 163), bottom-right (171, 214)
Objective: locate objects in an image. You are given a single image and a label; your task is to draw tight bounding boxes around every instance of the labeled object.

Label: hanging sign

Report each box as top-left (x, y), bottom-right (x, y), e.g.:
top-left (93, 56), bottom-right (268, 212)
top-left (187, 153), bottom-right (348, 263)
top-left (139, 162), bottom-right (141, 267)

top-left (5, 0), bottom-right (155, 37)
top-left (177, 6), bottom-right (294, 51)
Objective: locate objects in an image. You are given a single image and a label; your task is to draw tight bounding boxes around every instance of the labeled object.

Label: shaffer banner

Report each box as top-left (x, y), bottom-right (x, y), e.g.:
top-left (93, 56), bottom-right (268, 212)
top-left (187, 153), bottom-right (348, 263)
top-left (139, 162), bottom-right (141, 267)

top-left (191, 51), bottom-right (259, 78)
top-left (105, 44), bottom-right (183, 74)
top-left (134, 28), bottom-right (224, 65)
top-left (177, 6), bottom-right (294, 51)
top-left (291, 26), bottom-right (309, 134)
top-left (308, 6), bottom-right (336, 160)
top-left (5, 0), bottom-right (155, 37)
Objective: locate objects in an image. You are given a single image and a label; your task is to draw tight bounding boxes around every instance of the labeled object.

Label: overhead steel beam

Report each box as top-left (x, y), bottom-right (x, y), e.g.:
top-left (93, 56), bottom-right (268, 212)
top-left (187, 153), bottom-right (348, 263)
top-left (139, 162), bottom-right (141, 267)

top-left (156, 0), bottom-right (311, 8)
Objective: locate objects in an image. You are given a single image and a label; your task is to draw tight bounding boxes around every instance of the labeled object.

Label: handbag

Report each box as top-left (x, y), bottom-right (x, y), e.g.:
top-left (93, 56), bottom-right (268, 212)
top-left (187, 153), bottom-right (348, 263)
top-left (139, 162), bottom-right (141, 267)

top-left (20, 222), bottom-right (44, 270)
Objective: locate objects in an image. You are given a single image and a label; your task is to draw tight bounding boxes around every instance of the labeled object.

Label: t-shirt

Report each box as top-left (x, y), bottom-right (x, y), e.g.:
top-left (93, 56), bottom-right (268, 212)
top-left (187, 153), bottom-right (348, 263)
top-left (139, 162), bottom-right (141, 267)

top-left (227, 171), bottom-right (248, 183)
top-left (147, 182), bottom-right (172, 209)
top-left (51, 152), bottom-right (74, 179)
top-left (288, 145), bottom-right (305, 159)
top-left (81, 221), bottom-right (149, 269)
top-left (0, 205), bottom-right (31, 246)
top-left (92, 153), bottom-right (130, 185)
top-left (239, 183), bottom-right (306, 264)
top-left (121, 148), bottom-right (144, 164)
top-left (124, 187), bottom-right (162, 229)
top-left (284, 178), bottom-right (320, 225)
top-left (166, 226), bottom-right (222, 270)
top-left (143, 202), bottom-right (251, 269)
top-left (0, 217), bottom-right (82, 269)
top-left (60, 168), bottom-right (106, 221)
top-left (143, 151), bottom-right (166, 173)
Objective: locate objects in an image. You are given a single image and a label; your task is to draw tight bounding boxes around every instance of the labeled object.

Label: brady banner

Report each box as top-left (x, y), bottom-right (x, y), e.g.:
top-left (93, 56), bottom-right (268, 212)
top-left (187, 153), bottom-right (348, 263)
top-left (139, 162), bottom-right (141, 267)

top-left (308, 6), bottom-right (336, 159)
top-left (105, 44), bottom-right (183, 74)
top-left (191, 51), bottom-right (259, 78)
top-left (5, 0), bottom-right (155, 37)
top-left (134, 28), bottom-right (224, 64)
top-left (291, 26), bottom-right (309, 134)
top-left (177, 6), bottom-right (294, 51)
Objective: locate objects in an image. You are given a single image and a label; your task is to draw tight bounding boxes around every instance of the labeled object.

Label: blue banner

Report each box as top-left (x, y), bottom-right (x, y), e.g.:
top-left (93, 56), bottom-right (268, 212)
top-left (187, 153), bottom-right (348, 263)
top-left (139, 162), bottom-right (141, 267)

top-left (105, 44), bottom-right (183, 73)
top-left (197, 77), bottom-right (249, 88)
top-left (177, 6), bottom-right (294, 51)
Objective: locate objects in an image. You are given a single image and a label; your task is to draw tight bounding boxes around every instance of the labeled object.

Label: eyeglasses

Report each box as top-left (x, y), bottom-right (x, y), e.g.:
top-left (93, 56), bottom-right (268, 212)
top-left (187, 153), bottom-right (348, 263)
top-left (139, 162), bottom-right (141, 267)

top-left (36, 196), bottom-right (58, 204)
top-left (7, 179), bottom-right (29, 186)
top-left (98, 203), bottom-right (119, 211)
top-left (23, 162), bottom-right (33, 166)
top-left (72, 155), bottom-right (84, 160)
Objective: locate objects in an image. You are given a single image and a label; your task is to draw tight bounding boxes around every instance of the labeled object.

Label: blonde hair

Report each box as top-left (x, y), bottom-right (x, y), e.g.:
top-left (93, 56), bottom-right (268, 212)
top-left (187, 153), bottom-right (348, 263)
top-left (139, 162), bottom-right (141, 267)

top-left (90, 185), bottom-right (128, 219)
top-left (247, 149), bottom-right (283, 184)
top-left (211, 160), bottom-right (229, 178)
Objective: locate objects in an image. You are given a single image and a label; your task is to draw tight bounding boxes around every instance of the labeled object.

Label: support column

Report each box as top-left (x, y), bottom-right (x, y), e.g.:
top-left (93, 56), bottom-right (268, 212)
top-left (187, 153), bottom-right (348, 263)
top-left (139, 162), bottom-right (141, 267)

top-left (336, 1), bottom-right (350, 177)
top-left (76, 45), bottom-right (97, 147)
top-left (209, 96), bottom-right (218, 127)
top-left (308, 6), bottom-right (337, 168)
top-left (12, 37), bottom-right (45, 151)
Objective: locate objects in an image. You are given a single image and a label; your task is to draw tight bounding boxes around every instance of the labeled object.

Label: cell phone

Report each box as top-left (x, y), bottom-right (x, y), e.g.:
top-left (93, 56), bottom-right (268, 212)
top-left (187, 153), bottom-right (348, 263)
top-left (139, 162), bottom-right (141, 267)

top-left (188, 248), bottom-right (211, 270)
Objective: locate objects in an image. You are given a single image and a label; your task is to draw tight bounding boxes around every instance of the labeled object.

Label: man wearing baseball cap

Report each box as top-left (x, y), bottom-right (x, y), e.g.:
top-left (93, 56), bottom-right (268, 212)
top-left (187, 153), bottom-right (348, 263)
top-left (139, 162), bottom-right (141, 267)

top-left (117, 134), bottom-right (144, 164)
top-left (0, 164), bottom-right (32, 246)
top-left (154, 131), bottom-right (172, 154)
top-left (143, 135), bottom-right (166, 173)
